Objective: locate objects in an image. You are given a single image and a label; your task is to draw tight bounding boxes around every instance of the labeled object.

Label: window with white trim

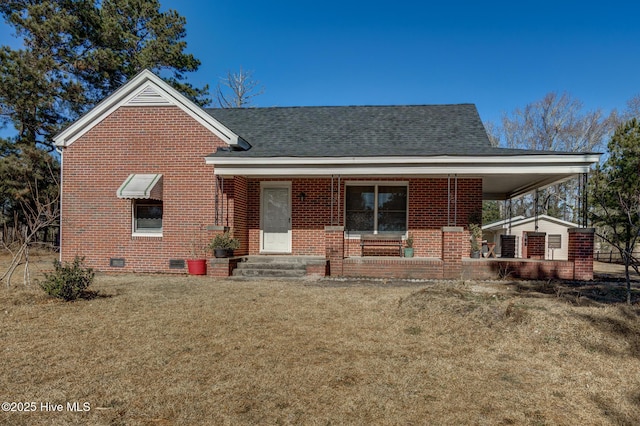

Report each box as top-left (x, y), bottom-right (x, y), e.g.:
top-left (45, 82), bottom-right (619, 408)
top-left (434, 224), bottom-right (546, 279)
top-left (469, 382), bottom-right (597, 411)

top-left (134, 200), bottom-right (163, 234)
top-left (345, 184), bottom-right (407, 234)
top-left (548, 234), bottom-right (562, 249)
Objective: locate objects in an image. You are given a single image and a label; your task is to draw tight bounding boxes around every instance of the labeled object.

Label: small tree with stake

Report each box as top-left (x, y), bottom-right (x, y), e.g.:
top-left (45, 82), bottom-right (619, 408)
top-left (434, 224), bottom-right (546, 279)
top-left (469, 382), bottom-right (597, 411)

top-left (589, 118), bottom-right (640, 304)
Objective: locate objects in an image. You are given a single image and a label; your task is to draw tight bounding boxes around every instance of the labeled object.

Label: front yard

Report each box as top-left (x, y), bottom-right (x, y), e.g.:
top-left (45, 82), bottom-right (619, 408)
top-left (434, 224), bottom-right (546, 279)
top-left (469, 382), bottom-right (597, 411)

top-left (1, 254), bottom-right (639, 424)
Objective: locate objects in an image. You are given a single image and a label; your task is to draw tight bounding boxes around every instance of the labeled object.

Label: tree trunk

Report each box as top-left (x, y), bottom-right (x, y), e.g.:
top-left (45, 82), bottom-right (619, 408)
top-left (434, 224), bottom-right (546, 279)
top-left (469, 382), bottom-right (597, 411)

top-left (624, 247), bottom-right (632, 305)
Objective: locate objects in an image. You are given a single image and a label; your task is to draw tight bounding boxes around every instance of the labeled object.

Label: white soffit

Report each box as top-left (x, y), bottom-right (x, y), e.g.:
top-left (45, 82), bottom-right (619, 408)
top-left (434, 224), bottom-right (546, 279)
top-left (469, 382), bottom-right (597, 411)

top-left (207, 155), bottom-right (599, 176)
top-left (207, 154), bottom-right (601, 200)
top-left (53, 70), bottom-right (243, 148)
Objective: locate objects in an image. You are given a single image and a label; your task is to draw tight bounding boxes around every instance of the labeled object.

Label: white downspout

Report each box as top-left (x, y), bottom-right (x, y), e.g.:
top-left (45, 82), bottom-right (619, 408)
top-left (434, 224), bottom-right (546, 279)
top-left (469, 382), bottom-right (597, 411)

top-left (55, 146), bottom-right (63, 262)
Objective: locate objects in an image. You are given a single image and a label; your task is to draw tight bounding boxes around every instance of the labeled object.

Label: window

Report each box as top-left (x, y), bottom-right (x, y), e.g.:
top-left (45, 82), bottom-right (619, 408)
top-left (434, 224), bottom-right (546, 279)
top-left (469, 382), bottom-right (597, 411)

top-left (345, 184), bottom-right (407, 234)
top-left (134, 200), bottom-right (163, 235)
top-left (548, 234), bottom-right (562, 249)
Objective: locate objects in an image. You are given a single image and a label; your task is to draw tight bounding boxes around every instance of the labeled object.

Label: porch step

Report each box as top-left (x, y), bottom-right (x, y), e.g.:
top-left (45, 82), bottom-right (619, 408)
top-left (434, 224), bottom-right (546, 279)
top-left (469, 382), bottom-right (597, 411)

top-left (232, 256), bottom-right (325, 278)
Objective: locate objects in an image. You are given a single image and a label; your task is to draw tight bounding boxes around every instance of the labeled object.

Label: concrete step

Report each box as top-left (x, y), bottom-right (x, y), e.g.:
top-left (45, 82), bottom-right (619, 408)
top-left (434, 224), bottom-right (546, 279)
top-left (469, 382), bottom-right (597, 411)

top-left (241, 256), bottom-right (323, 264)
top-left (236, 262), bottom-right (305, 270)
top-left (231, 256), bottom-right (325, 278)
top-left (232, 268), bottom-right (307, 278)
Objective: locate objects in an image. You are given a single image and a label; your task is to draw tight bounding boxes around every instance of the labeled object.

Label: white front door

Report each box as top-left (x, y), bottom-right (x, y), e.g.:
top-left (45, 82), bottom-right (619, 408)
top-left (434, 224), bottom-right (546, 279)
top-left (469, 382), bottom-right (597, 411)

top-left (261, 184), bottom-right (291, 253)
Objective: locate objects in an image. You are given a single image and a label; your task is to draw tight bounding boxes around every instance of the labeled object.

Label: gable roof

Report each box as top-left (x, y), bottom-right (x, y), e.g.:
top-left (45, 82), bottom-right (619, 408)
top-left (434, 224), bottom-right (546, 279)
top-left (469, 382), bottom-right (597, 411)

top-left (208, 104), bottom-right (506, 157)
top-left (483, 214), bottom-right (581, 231)
top-left (206, 104), bottom-right (593, 158)
top-left (53, 69), bottom-right (247, 149)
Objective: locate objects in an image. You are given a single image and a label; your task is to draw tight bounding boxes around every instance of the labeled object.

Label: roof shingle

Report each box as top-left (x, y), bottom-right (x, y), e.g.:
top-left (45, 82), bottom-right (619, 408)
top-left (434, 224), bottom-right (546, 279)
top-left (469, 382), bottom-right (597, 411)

top-left (206, 104), bottom-right (502, 157)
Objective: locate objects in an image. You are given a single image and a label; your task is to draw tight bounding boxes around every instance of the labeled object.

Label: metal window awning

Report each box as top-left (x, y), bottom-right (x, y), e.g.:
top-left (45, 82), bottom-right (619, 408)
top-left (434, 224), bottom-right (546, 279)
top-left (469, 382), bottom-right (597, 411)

top-left (117, 174), bottom-right (163, 200)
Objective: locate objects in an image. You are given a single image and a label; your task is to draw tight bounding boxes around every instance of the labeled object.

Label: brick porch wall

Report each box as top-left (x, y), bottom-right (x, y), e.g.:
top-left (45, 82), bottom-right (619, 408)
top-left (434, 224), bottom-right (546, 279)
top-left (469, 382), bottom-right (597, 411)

top-left (463, 259), bottom-right (575, 280)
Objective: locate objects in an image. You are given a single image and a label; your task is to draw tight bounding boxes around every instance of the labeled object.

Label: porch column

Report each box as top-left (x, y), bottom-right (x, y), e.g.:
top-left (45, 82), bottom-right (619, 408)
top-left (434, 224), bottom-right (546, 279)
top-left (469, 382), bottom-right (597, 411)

top-left (568, 228), bottom-right (595, 280)
top-left (325, 226), bottom-right (344, 276)
top-left (442, 226), bottom-right (465, 279)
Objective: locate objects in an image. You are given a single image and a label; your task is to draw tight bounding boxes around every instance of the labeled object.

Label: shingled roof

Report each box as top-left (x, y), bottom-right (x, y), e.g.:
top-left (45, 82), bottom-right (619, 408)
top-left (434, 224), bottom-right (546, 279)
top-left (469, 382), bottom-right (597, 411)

top-left (206, 104), bottom-right (548, 158)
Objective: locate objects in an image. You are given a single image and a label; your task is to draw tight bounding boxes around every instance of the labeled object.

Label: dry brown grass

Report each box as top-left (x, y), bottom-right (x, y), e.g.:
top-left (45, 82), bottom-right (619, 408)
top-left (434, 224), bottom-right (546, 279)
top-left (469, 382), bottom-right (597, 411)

top-left (1, 254), bottom-right (640, 425)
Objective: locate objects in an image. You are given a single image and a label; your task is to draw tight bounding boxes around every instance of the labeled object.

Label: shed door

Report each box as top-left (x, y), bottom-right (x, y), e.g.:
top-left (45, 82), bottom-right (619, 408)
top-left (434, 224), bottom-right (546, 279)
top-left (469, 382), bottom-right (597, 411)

top-left (261, 185), bottom-right (291, 253)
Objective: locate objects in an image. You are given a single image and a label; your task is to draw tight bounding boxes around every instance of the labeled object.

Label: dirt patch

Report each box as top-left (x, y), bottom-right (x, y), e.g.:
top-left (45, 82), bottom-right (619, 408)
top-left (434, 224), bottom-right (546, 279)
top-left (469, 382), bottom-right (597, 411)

top-left (594, 260), bottom-right (640, 281)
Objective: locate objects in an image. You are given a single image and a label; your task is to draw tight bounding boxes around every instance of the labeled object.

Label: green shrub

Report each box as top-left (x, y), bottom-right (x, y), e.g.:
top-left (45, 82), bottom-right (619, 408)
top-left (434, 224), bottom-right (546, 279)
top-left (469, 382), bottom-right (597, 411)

top-left (40, 256), bottom-right (95, 301)
top-left (208, 231), bottom-right (240, 251)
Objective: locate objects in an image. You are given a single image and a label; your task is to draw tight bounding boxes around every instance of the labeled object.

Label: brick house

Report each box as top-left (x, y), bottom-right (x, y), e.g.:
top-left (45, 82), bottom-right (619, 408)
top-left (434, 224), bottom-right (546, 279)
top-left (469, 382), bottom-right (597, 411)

top-left (53, 70), bottom-right (600, 280)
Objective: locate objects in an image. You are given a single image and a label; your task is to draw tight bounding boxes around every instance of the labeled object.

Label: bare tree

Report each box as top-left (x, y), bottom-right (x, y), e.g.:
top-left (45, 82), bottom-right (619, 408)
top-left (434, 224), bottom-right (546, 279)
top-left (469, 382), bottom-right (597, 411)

top-left (216, 67), bottom-right (264, 108)
top-left (623, 94), bottom-right (640, 121)
top-left (1, 166), bottom-right (59, 286)
top-left (487, 92), bottom-right (616, 222)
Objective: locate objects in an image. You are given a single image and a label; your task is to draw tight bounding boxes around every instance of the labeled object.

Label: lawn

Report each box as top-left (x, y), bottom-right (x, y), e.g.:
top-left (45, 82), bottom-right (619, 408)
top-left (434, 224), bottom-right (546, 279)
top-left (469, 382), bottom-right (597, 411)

top-left (1, 254), bottom-right (640, 425)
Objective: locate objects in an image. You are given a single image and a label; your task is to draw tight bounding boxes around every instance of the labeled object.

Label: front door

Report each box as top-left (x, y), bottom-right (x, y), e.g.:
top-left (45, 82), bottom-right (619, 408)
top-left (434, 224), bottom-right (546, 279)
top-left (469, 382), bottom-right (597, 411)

top-left (261, 184), bottom-right (291, 253)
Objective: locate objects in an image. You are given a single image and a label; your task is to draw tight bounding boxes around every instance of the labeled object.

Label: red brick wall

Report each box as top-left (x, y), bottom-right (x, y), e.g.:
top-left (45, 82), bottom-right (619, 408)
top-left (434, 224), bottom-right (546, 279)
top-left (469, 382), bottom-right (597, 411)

top-left (229, 177), bottom-right (249, 256)
top-left (568, 228), bottom-right (595, 280)
top-left (463, 259), bottom-right (575, 280)
top-left (244, 177), bottom-right (482, 257)
top-left (343, 258), bottom-right (444, 279)
top-left (442, 227), bottom-right (466, 278)
top-left (525, 232), bottom-right (546, 259)
top-left (60, 106), bottom-right (228, 273)
top-left (325, 226), bottom-right (345, 275)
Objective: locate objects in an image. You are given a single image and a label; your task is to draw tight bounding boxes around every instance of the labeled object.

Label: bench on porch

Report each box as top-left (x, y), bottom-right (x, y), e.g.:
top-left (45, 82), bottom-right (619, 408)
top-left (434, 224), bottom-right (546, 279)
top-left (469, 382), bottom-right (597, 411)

top-left (360, 234), bottom-right (404, 257)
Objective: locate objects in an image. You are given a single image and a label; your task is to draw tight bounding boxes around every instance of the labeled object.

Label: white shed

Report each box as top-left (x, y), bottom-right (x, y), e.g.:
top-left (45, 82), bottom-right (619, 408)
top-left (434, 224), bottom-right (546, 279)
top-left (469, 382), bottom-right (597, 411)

top-left (482, 215), bottom-right (580, 260)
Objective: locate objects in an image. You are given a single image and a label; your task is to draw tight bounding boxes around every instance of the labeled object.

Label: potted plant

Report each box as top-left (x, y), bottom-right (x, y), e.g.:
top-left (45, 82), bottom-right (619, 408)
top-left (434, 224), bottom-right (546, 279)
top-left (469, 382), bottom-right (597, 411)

top-left (404, 234), bottom-right (414, 258)
top-left (469, 223), bottom-right (482, 258)
top-left (208, 231), bottom-right (240, 258)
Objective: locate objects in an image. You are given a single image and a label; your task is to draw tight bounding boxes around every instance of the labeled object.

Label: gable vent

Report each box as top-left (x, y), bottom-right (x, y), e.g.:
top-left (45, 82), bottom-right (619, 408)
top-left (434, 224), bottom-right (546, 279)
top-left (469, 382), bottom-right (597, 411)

top-left (126, 85), bottom-right (174, 106)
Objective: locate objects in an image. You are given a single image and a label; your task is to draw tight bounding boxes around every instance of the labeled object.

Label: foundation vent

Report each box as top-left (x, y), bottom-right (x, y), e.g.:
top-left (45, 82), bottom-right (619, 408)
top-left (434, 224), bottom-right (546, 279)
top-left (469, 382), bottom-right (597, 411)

top-left (169, 259), bottom-right (185, 269)
top-left (110, 258), bottom-right (126, 268)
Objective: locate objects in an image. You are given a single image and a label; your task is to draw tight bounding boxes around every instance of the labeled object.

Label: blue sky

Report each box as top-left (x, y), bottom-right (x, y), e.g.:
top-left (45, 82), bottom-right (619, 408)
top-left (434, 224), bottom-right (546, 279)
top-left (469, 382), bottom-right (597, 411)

top-left (158, 0), bottom-right (640, 124)
top-left (1, 0), bottom-right (639, 126)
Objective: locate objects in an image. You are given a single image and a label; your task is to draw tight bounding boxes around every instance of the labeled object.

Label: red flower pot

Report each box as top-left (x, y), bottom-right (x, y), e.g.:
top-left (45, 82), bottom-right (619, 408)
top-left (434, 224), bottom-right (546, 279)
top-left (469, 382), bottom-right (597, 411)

top-left (187, 259), bottom-right (207, 275)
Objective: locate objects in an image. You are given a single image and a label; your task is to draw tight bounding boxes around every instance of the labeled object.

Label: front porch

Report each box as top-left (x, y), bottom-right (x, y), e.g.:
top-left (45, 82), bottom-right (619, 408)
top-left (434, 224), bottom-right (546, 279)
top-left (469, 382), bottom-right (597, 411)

top-left (207, 255), bottom-right (589, 281)
top-left (205, 226), bottom-right (595, 281)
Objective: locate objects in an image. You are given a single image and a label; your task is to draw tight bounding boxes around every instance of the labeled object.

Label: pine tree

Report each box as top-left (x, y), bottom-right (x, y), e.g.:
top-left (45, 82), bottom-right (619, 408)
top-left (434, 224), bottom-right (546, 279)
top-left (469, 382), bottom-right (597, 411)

top-left (589, 118), bottom-right (640, 304)
top-left (0, 0), bottom-right (208, 149)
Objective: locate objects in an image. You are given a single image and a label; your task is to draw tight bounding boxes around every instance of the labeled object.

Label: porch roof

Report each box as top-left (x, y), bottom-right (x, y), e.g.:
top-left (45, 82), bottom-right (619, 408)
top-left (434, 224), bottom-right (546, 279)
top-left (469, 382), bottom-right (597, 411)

top-left (204, 105), bottom-right (601, 200)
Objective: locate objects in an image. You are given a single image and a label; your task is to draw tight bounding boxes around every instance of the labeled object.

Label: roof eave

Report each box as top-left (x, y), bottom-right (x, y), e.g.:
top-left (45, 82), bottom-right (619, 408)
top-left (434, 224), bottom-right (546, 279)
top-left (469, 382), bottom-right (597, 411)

top-left (205, 153), bottom-right (601, 167)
